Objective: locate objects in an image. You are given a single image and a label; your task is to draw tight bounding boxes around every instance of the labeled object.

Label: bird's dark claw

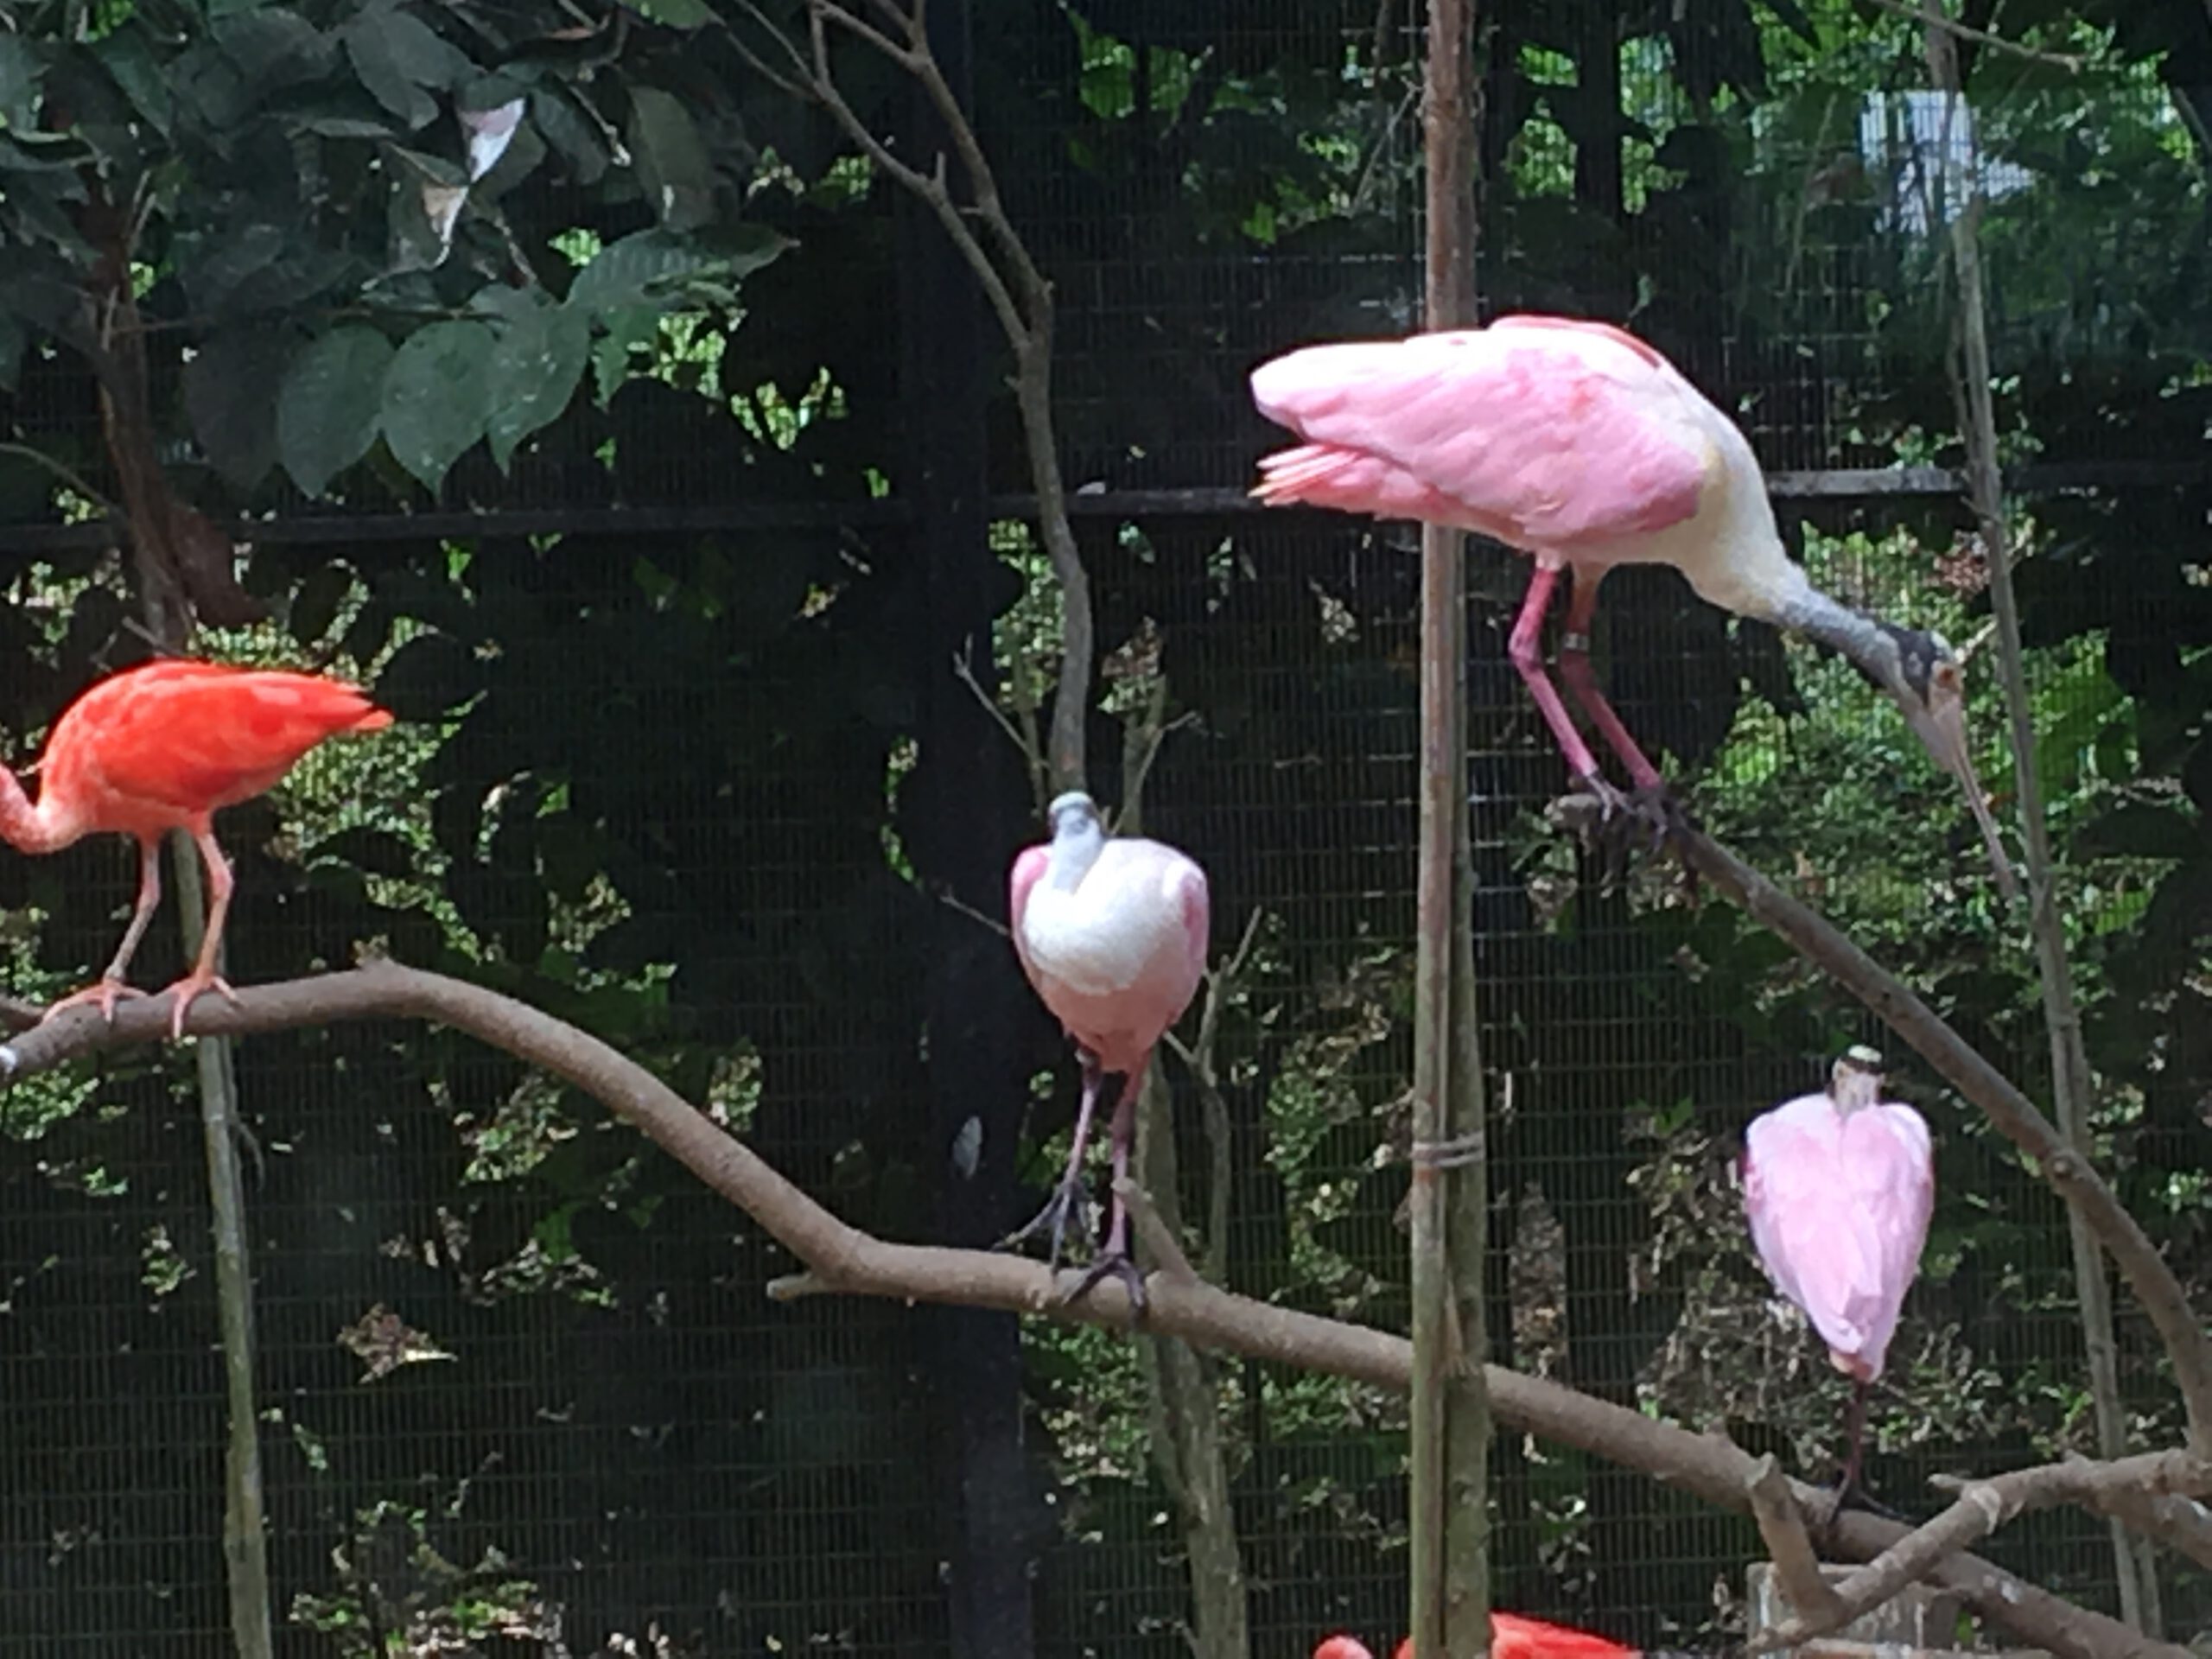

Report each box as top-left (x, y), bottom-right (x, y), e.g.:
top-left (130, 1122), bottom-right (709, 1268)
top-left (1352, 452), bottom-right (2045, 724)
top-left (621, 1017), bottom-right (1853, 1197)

top-left (1061, 1249), bottom-right (1147, 1326)
top-left (998, 1174), bottom-right (1091, 1270)
top-left (1551, 775), bottom-right (1699, 886)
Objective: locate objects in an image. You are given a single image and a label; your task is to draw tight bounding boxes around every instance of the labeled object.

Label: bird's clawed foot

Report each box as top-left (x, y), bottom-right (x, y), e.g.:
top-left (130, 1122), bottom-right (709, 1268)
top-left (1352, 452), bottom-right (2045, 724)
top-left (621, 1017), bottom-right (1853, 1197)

top-left (1061, 1249), bottom-right (1147, 1325)
top-left (1815, 1471), bottom-right (1902, 1534)
top-left (998, 1173), bottom-right (1092, 1270)
top-left (157, 970), bottom-right (241, 1040)
top-left (41, 977), bottom-right (148, 1026)
top-left (1550, 774), bottom-right (1699, 882)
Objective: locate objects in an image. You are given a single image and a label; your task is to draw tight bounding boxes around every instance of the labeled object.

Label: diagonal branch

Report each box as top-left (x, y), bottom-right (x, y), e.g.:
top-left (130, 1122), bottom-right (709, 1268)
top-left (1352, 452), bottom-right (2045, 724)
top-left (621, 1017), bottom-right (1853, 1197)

top-left (1655, 823), bottom-right (2212, 1452)
top-left (0, 961), bottom-right (2193, 1659)
top-left (1752, 1450), bottom-right (2212, 1650)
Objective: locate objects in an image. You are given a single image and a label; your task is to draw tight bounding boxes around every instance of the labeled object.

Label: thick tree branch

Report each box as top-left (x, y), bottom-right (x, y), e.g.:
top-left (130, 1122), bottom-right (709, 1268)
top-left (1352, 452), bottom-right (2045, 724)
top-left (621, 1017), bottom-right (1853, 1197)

top-left (787, 0), bottom-right (1094, 794)
top-left (1656, 824), bottom-right (2212, 1451)
top-left (0, 961), bottom-right (2191, 1659)
top-left (1754, 1451), bottom-right (2212, 1651)
top-left (1745, 1455), bottom-right (1843, 1629)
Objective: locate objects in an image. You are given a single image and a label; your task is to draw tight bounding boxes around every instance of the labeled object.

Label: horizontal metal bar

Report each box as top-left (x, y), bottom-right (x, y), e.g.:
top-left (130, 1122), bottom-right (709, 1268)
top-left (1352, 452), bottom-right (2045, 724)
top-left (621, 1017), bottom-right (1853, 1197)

top-left (0, 461), bottom-right (2194, 557)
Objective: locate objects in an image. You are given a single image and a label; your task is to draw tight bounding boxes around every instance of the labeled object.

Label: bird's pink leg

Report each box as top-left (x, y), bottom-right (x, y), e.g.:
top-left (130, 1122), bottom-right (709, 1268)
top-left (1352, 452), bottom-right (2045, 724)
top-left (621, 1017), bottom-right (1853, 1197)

top-left (40, 836), bottom-right (162, 1025)
top-left (1506, 561), bottom-right (1607, 784)
top-left (1002, 1047), bottom-right (1107, 1267)
top-left (157, 830), bottom-right (245, 1040)
top-left (1835, 1376), bottom-right (1872, 1501)
top-left (1555, 573), bottom-right (1666, 791)
top-left (1065, 1064), bottom-right (1149, 1319)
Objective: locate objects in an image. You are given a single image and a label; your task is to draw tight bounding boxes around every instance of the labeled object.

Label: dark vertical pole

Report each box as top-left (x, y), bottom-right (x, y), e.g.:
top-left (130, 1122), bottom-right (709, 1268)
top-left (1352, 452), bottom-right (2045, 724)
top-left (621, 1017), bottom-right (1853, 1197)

top-left (898, 3), bottom-right (1041, 1658)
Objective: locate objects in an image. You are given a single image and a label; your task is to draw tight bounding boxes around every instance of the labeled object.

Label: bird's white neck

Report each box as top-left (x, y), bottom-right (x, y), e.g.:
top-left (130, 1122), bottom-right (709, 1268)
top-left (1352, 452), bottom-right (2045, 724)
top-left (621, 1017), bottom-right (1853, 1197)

top-left (1044, 818), bottom-right (1106, 892)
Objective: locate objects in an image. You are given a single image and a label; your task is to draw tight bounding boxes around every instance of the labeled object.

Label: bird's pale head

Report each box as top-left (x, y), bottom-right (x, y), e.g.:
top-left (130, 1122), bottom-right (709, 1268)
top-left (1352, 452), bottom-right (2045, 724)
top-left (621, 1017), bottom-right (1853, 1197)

top-left (1046, 791), bottom-right (1103, 839)
top-left (1829, 1044), bottom-right (1885, 1114)
top-left (1866, 624), bottom-right (2018, 899)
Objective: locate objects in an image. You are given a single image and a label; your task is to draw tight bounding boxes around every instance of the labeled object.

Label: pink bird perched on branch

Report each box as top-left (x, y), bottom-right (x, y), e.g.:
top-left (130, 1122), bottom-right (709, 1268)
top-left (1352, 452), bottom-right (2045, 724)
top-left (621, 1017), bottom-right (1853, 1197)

top-left (1742, 1045), bottom-right (1935, 1505)
top-left (0, 658), bottom-right (395, 1038)
top-left (1004, 791), bottom-right (1210, 1314)
top-left (1248, 314), bottom-right (2017, 894)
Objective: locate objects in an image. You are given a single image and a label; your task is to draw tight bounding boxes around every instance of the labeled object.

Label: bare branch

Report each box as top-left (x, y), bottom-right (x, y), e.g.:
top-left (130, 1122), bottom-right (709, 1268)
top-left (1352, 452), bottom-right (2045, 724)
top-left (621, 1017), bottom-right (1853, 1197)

top-left (1656, 821), bottom-right (2212, 1451)
top-left (951, 637), bottom-right (1044, 796)
top-left (1745, 1455), bottom-right (1843, 1630)
top-left (1116, 1176), bottom-right (1197, 1285)
top-left (1866, 0), bottom-right (2085, 69)
top-left (791, 0), bottom-right (1093, 794)
top-left (931, 886), bottom-right (1010, 940)
top-left (0, 960), bottom-right (2190, 1659)
top-left (1754, 1450), bottom-right (2212, 1650)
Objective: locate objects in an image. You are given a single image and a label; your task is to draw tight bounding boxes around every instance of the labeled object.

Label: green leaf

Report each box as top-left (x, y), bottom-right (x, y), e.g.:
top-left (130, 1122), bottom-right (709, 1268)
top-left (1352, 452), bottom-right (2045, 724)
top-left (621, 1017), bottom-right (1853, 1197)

top-left (345, 21), bottom-right (438, 129)
top-left (591, 304), bottom-right (661, 404)
top-left (0, 33), bottom-right (42, 130)
top-left (374, 632), bottom-right (482, 720)
top-left (380, 320), bottom-right (495, 490)
top-left (92, 26), bottom-right (172, 138)
top-left (567, 224), bottom-right (787, 313)
top-left (0, 313), bottom-right (22, 393)
top-left (278, 326), bottom-right (396, 497)
top-left (626, 86), bottom-right (715, 232)
top-left (213, 10), bottom-right (328, 89)
top-left (484, 301), bottom-right (591, 468)
top-left (378, 10), bottom-right (474, 88)
top-left (313, 825), bottom-right (421, 878)
top-left (184, 328), bottom-right (296, 493)
top-left (530, 86), bottom-right (608, 184)
top-left (631, 0), bottom-right (715, 27)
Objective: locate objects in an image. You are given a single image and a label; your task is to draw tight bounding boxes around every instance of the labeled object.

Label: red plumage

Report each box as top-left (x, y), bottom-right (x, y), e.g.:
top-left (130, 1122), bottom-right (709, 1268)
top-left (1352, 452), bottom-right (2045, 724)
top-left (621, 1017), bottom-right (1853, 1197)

top-left (0, 658), bottom-right (395, 1036)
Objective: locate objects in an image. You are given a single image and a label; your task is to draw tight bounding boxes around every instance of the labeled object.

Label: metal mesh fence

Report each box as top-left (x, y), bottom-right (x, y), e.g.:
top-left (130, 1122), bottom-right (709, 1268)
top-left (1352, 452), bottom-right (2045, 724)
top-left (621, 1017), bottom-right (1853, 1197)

top-left (0, 3), bottom-right (2206, 1656)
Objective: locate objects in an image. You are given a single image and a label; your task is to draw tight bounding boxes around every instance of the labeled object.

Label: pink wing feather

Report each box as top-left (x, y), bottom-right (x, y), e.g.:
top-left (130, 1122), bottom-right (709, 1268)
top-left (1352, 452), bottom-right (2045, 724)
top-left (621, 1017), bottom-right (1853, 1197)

top-left (1249, 315), bottom-right (1712, 550)
top-left (1744, 1095), bottom-right (1933, 1381)
top-left (1007, 844), bottom-right (1050, 984)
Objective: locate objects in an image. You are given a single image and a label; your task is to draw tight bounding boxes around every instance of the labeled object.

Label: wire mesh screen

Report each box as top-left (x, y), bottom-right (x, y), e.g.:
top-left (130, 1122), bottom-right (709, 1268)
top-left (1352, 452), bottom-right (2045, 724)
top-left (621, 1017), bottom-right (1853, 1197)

top-left (0, 2), bottom-right (2206, 1656)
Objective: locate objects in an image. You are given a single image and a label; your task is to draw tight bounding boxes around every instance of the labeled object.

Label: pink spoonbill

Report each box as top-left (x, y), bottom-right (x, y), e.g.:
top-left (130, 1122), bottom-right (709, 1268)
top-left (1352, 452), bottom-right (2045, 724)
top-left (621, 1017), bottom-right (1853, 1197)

top-left (1005, 791), bottom-right (1211, 1313)
top-left (1248, 313), bottom-right (2017, 893)
top-left (1742, 1045), bottom-right (1934, 1502)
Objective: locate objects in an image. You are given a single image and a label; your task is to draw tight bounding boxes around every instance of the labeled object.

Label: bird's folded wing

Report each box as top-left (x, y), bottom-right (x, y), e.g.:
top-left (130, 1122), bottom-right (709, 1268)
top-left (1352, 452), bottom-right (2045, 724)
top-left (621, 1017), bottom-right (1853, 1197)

top-left (1249, 322), bottom-right (1713, 546)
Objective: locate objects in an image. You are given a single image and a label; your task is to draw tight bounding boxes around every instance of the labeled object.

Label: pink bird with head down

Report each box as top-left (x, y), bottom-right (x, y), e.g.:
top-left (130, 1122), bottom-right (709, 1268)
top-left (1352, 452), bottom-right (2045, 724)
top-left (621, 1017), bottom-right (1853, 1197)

top-left (1005, 790), bottom-right (1210, 1313)
top-left (1248, 313), bottom-right (2016, 893)
top-left (1313, 1611), bottom-right (1642, 1659)
top-left (1742, 1045), bottom-right (1934, 1503)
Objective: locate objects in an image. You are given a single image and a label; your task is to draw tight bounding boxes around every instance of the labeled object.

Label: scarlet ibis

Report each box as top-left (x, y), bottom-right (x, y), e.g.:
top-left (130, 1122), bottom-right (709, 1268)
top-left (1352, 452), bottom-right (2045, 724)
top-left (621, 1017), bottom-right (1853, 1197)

top-left (1249, 313), bottom-right (2018, 895)
top-left (1005, 791), bottom-right (1210, 1312)
top-left (1313, 1610), bottom-right (1643, 1659)
top-left (0, 659), bottom-right (394, 1037)
top-left (1742, 1045), bottom-right (1934, 1501)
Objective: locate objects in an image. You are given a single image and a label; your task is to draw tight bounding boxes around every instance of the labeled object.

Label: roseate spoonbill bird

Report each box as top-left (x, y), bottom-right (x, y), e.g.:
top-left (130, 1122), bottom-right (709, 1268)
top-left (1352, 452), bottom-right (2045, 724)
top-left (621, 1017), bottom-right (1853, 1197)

top-left (1742, 1045), bottom-right (1934, 1503)
top-left (0, 658), bottom-right (395, 1038)
top-left (1248, 314), bottom-right (2017, 894)
top-left (1005, 790), bottom-right (1210, 1312)
top-left (1314, 1611), bottom-right (1643, 1659)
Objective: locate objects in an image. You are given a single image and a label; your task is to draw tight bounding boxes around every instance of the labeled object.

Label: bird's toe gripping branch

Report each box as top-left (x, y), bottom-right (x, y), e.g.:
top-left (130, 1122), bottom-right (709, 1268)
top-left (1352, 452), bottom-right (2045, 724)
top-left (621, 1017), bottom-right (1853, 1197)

top-left (1549, 774), bottom-right (1701, 889)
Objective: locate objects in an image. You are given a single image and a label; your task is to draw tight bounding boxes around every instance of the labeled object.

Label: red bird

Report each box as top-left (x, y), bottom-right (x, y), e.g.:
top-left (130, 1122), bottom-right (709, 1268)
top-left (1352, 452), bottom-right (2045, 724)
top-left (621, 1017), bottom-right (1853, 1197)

top-left (0, 659), bottom-right (395, 1037)
top-left (1314, 1611), bottom-right (1641, 1659)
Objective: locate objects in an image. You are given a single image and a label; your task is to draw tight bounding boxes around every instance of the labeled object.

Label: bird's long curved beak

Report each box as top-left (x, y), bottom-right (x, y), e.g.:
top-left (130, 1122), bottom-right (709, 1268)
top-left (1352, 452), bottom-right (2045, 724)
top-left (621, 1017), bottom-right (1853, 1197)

top-left (1905, 688), bottom-right (2019, 900)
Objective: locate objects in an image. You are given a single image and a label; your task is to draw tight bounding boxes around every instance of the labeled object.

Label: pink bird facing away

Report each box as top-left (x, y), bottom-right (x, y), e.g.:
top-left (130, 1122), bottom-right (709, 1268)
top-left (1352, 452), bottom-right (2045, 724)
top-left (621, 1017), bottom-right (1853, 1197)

top-left (0, 658), bottom-right (395, 1039)
top-left (1742, 1045), bottom-right (1935, 1504)
top-left (1005, 790), bottom-right (1211, 1313)
top-left (1314, 1611), bottom-right (1646, 1659)
top-left (1248, 314), bottom-right (2018, 895)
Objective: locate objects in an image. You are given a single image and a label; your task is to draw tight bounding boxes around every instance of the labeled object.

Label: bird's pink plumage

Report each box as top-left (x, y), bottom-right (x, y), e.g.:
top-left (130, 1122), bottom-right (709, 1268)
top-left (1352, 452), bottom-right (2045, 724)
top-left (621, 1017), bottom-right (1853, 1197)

top-left (1743, 1091), bottom-right (1933, 1381)
top-left (1008, 838), bottom-right (1207, 1080)
top-left (1248, 316), bottom-right (1711, 551)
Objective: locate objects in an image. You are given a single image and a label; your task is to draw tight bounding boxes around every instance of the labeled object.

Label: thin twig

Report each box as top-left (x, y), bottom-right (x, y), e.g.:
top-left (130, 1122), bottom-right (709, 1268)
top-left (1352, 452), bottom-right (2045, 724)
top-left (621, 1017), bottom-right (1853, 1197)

top-left (931, 886), bottom-right (1010, 940)
top-left (1924, 7), bottom-right (2155, 1630)
top-left (1867, 0), bottom-right (2085, 70)
top-left (0, 960), bottom-right (2181, 1659)
top-left (951, 638), bottom-right (1042, 790)
top-left (0, 441), bottom-right (120, 517)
